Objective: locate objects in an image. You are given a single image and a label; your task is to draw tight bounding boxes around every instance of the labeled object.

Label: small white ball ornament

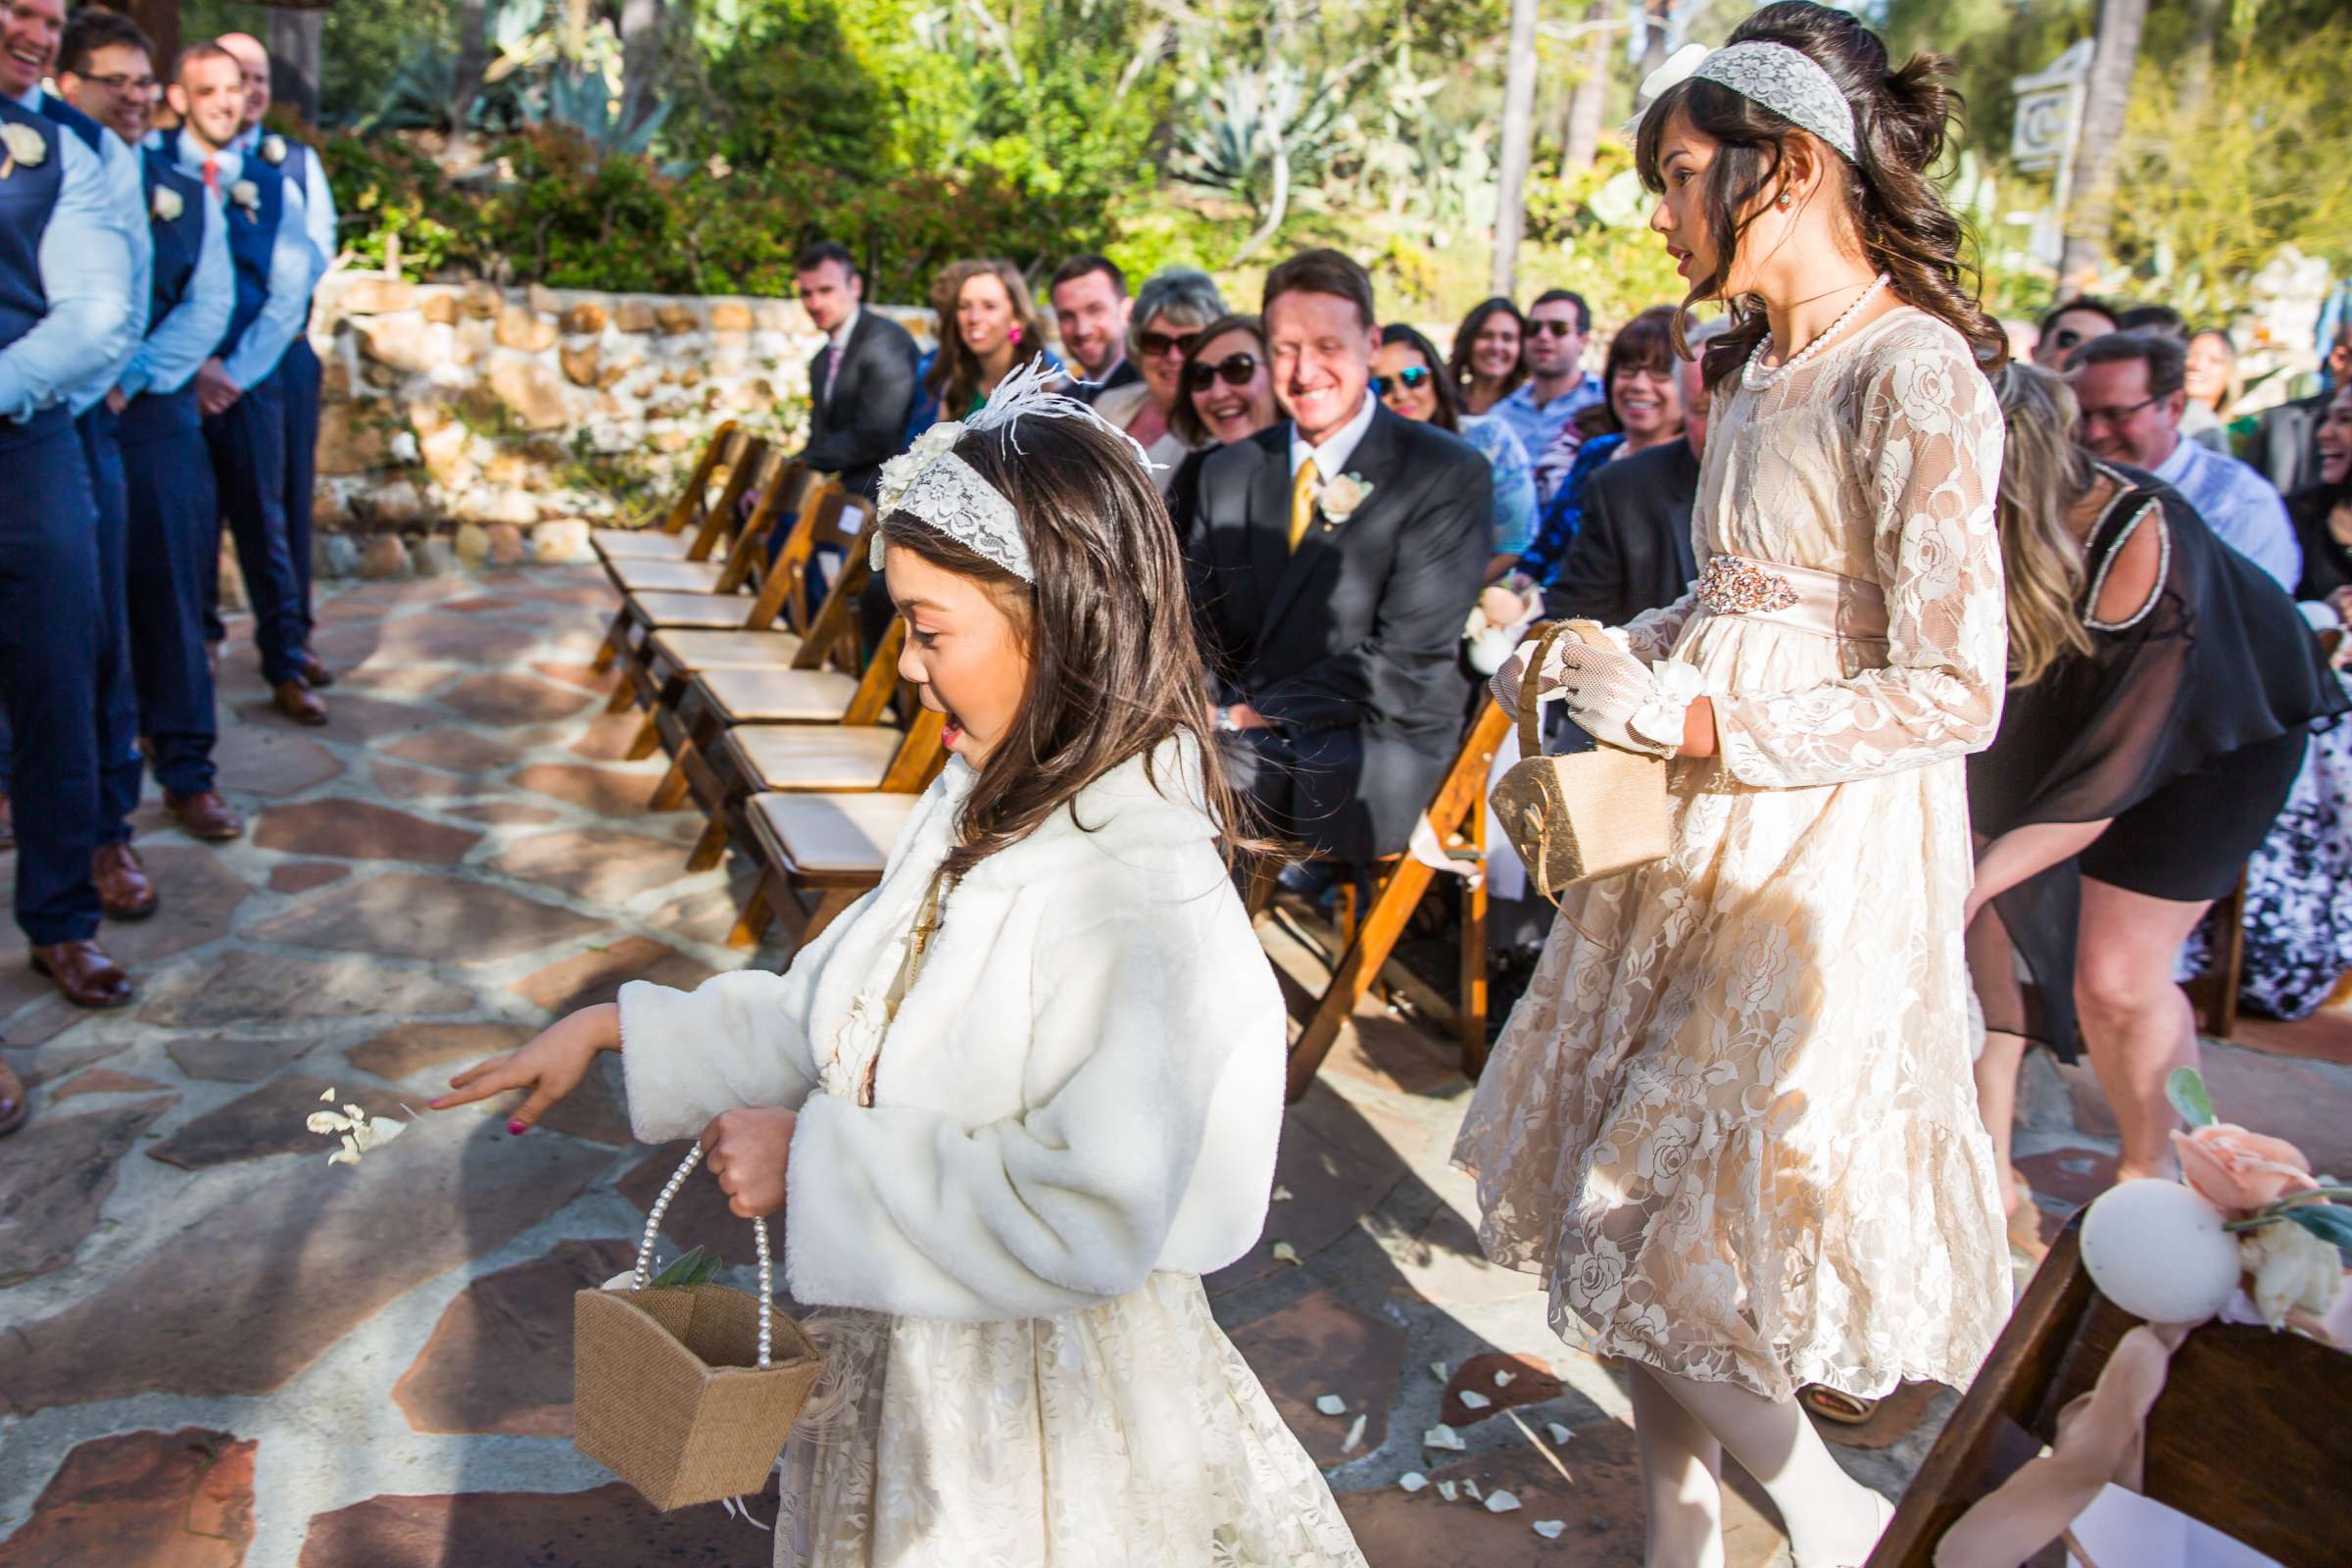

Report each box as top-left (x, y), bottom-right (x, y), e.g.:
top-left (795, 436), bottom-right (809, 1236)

top-left (2080, 1178), bottom-right (2241, 1324)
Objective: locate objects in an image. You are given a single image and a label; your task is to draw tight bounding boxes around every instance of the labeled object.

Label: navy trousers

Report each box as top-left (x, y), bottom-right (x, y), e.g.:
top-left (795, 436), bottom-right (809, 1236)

top-left (75, 404), bottom-right (145, 845)
top-left (278, 336), bottom-right (320, 648)
top-left (201, 371), bottom-right (305, 685)
top-left (0, 409), bottom-right (105, 946)
top-left (121, 388), bottom-right (222, 798)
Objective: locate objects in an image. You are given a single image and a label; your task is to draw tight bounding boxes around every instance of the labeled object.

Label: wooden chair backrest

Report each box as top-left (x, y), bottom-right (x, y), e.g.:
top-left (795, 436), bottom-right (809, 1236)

top-left (650, 419), bottom-right (737, 541)
top-left (1875, 1216), bottom-right (2348, 1568)
top-left (681, 429), bottom-right (769, 565)
top-left (769, 481), bottom-right (851, 637)
top-left (792, 504), bottom-right (882, 674)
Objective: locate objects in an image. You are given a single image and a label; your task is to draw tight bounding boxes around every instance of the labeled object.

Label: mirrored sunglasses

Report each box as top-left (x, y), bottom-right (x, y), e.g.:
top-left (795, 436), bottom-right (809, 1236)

top-left (1370, 367), bottom-right (1433, 397)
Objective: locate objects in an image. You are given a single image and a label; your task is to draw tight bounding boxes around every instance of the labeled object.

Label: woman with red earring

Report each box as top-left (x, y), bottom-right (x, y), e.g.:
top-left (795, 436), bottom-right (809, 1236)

top-left (903, 259), bottom-right (1059, 440)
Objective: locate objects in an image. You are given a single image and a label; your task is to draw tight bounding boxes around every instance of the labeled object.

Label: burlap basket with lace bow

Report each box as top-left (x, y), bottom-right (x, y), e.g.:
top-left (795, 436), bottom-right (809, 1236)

top-left (573, 1144), bottom-right (824, 1510)
top-left (1488, 620), bottom-right (1672, 903)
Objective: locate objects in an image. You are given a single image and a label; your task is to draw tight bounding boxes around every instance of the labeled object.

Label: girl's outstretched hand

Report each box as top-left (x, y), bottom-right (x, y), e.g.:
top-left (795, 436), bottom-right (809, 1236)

top-left (431, 1002), bottom-right (620, 1134)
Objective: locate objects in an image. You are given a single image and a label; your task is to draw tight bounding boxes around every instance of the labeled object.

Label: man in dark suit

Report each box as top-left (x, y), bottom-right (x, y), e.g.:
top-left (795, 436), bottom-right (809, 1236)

top-left (1049, 253), bottom-right (1139, 403)
top-left (795, 240), bottom-right (917, 500)
top-left (1543, 318), bottom-right (1724, 626)
top-left (1186, 249), bottom-right (1490, 870)
top-left (2255, 322), bottom-right (2350, 498)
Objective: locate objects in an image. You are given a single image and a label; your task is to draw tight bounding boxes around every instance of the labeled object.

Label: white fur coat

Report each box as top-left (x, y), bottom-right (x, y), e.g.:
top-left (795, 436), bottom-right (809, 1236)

top-left (616, 738), bottom-right (1287, 1322)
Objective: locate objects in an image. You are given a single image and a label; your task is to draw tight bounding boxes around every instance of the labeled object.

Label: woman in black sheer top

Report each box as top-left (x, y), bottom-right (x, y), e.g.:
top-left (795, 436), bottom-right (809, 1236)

top-left (1965, 365), bottom-right (2346, 1227)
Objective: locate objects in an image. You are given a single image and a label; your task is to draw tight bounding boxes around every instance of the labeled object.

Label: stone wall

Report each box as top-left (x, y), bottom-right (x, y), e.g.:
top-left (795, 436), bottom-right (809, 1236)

top-left (310, 273), bottom-right (936, 568)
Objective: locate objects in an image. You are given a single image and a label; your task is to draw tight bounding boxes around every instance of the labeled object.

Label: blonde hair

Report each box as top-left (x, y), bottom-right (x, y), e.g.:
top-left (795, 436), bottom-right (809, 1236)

top-left (1992, 362), bottom-right (2095, 687)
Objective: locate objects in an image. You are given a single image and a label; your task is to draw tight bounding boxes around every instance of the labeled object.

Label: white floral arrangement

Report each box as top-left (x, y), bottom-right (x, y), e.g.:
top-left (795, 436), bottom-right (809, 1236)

top-left (876, 419), bottom-right (967, 517)
top-left (0, 122), bottom-right (47, 180)
top-left (260, 133), bottom-right (288, 165)
top-left (229, 178), bottom-right (261, 218)
top-left (150, 183), bottom-right (183, 222)
top-left (1315, 471), bottom-right (1374, 524)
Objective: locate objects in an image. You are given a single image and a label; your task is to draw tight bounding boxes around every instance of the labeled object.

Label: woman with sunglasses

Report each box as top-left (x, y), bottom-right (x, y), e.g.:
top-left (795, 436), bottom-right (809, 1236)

top-left (1375, 325), bottom-right (1537, 579)
top-left (1449, 297), bottom-right (1530, 416)
top-left (1091, 268), bottom-right (1228, 495)
top-left (1162, 316), bottom-right (1279, 546)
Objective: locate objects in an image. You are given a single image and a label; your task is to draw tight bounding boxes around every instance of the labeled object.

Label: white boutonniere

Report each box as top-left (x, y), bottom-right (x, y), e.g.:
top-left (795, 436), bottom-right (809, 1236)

top-left (260, 133), bottom-right (289, 165)
top-left (230, 178), bottom-right (260, 220)
top-left (151, 183), bottom-right (183, 222)
top-left (1316, 471), bottom-right (1374, 524)
top-left (0, 122), bottom-right (47, 180)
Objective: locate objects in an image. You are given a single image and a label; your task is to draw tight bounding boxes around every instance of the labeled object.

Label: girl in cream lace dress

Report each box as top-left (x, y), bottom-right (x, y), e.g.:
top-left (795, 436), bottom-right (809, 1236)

top-left (437, 368), bottom-right (1364, 1567)
top-left (1455, 8), bottom-right (2010, 1566)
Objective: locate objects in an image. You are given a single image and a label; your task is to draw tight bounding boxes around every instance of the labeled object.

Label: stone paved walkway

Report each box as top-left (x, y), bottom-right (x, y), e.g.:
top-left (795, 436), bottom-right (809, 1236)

top-left (3, 565), bottom-right (2349, 1567)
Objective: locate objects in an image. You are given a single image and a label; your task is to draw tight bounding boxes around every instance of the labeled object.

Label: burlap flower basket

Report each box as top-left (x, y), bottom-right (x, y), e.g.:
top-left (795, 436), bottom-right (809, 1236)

top-left (573, 1147), bottom-right (824, 1511)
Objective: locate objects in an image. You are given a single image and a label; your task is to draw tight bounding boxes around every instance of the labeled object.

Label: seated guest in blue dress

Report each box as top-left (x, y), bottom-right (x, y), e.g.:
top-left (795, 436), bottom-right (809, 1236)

top-left (60, 11), bottom-right (243, 851)
top-left (1371, 323), bottom-right (1535, 581)
top-left (167, 40), bottom-right (327, 726)
top-left (221, 30), bottom-right (337, 692)
top-left (0, 82), bottom-right (142, 1033)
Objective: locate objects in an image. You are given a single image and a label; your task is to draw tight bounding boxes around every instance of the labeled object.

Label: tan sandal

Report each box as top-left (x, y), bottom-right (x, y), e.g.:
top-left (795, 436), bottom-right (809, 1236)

top-left (1797, 1384), bottom-right (1877, 1425)
top-left (2006, 1175), bottom-right (2050, 1260)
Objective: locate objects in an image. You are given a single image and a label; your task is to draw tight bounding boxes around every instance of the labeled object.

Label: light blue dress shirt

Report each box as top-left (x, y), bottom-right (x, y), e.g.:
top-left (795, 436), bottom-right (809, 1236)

top-left (235, 124), bottom-right (335, 270)
top-left (172, 130), bottom-right (314, 390)
top-left (1494, 370), bottom-right (1605, 493)
top-left (120, 185), bottom-right (232, 401)
top-left (13, 87), bottom-right (150, 414)
top-left (0, 128), bottom-right (135, 423)
top-left (2153, 434), bottom-right (2303, 592)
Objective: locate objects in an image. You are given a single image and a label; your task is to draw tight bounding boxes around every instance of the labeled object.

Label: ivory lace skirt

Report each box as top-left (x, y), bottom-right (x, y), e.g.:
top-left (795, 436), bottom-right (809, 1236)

top-left (1453, 606), bottom-right (2011, 1401)
top-left (774, 1272), bottom-right (1367, 1567)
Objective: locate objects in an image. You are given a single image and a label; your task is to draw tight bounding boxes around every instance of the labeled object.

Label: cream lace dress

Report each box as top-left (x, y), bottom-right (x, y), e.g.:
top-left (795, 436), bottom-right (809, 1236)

top-left (1453, 307), bottom-right (2013, 1401)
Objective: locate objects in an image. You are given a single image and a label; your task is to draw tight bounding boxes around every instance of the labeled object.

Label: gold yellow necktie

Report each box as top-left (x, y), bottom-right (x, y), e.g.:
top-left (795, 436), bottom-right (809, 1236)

top-left (1288, 457), bottom-right (1320, 552)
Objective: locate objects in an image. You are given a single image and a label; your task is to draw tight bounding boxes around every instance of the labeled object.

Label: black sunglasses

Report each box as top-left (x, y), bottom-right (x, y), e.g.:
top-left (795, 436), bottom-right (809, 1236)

top-left (1185, 352), bottom-right (1260, 392)
top-left (1371, 367), bottom-right (1433, 397)
top-left (1139, 329), bottom-right (1201, 360)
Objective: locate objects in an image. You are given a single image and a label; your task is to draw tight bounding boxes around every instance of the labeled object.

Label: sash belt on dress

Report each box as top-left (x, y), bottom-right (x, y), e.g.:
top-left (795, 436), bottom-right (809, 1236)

top-left (1692, 553), bottom-right (1888, 641)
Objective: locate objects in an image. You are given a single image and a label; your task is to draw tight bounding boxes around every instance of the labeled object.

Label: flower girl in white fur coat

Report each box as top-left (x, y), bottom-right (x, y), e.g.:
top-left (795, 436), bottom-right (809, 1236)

top-left (433, 368), bottom-right (1368, 1567)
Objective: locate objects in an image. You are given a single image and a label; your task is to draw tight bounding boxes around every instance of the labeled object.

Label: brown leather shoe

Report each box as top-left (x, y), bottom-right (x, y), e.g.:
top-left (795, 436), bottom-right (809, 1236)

top-left (0, 1058), bottom-right (24, 1136)
top-left (166, 789), bottom-right (245, 842)
top-left (29, 940), bottom-right (134, 1008)
top-left (294, 649), bottom-right (336, 689)
top-left (93, 842), bottom-right (158, 920)
top-left (273, 678), bottom-right (328, 726)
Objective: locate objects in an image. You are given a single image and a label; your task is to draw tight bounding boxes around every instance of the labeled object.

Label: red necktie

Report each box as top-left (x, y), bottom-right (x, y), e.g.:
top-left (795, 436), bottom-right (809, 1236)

top-left (202, 157), bottom-right (219, 195)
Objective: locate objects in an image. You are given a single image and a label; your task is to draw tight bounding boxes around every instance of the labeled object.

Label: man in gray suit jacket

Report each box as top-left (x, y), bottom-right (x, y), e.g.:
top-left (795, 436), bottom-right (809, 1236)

top-left (795, 241), bottom-right (917, 500)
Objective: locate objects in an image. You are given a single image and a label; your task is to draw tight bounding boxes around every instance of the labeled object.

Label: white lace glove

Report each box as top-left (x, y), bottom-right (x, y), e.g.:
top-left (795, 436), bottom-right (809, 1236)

top-left (1551, 639), bottom-right (1705, 758)
top-left (1490, 623), bottom-right (1635, 720)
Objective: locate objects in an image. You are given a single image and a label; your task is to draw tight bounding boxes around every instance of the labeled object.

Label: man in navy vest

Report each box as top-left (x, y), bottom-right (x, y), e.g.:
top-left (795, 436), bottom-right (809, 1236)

top-left (0, 67), bottom-right (141, 1054)
top-left (221, 29), bottom-right (334, 691)
top-left (2, 0), bottom-right (155, 919)
top-left (168, 39), bottom-right (327, 726)
top-left (59, 11), bottom-right (243, 849)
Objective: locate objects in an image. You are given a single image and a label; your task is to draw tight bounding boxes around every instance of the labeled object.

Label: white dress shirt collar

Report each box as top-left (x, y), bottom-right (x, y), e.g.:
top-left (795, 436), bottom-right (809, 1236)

top-left (828, 305), bottom-right (861, 352)
top-left (1289, 390), bottom-right (1377, 479)
top-left (175, 128), bottom-right (242, 185)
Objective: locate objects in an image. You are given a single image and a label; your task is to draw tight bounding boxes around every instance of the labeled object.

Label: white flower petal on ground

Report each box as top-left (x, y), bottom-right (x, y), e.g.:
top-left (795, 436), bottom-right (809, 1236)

top-left (327, 1134), bottom-right (362, 1167)
top-left (1463, 1479), bottom-right (1482, 1500)
top-left (1422, 1423), bottom-right (1465, 1451)
top-left (1343, 1413), bottom-right (1367, 1452)
top-left (1436, 1481), bottom-right (1458, 1502)
top-left (318, 1088), bottom-right (336, 1102)
top-left (1460, 1390), bottom-right (1492, 1409)
top-left (1494, 1370), bottom-right (1515, 1387)
top-left (306, 1111), bottom-right (352, 1135)
top-left (1314, 1394), bottom-right (1347, 1416)
top-left (1270, 1185), bottom-right (1293, 1201)
top-left (1270, 1241), bottom-right (1301, 1266)
top-left (358, 1117), bottom-right (409, 1151)
top-left (1546, 1422), bottom-right (1573, 1446)
top-left (1397, 1472), bottom-right (1428, 1494)
top-left (1484, 1489), bottom-right (1521, 1513)
top-left (1533, 1520), bottom-right (1566, 1539)
top-left (1430, 1360), bottom-right (1448, 1382)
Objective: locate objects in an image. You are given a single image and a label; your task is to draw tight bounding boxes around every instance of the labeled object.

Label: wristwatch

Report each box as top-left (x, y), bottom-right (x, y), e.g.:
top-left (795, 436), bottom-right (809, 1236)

top-left (1214, 706), bottom-right (1241, 734)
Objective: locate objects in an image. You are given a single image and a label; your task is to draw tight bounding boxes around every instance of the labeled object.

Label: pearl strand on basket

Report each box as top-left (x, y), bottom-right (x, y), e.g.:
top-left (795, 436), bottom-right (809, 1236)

top-left (1743, 272), bottom-right (1892, 389)
top-left (631, 1144), bottom-right (775, 1367)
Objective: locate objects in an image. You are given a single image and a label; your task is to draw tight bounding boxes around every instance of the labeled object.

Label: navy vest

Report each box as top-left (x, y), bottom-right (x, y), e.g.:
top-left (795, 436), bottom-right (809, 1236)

top-left (0, 98), bottom-right (65, 355)
top-left (141, 152), bottom-right (206, 334)
top-left (215, 157), bottom-right (288, 361)
top-left (36, 91), bottom-right (105, 156)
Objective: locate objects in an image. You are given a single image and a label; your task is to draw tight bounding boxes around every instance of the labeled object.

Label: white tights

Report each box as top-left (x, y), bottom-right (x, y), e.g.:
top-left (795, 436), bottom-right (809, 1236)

top-left (1627, 1364), bottom-right (1891, 1568)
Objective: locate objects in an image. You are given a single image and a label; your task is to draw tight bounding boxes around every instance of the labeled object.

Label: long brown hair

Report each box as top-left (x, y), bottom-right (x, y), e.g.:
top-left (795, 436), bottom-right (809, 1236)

top-left (1635, 1), bottom-right (2007, 390)
top-left (876, 416), bottom-right (1269, 879)
top-left (1590, 306), bottom-right (1681, 437)
top-left (1991, 363), bottom-right (2095, 687)
top-left (1447, 297), bottom-right (1528, 400)
top-left (926, 258), bottom-right (1049, 416)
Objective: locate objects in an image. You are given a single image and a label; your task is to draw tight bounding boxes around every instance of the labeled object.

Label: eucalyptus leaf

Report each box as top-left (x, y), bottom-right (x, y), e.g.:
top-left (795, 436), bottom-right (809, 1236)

top-left (2165, 1067), bottom-right (2217, 1128)
top-left (2285, 1202), bottom-right (2352, 1257)
top-left (650, 1246), bottom-right (712, 1287)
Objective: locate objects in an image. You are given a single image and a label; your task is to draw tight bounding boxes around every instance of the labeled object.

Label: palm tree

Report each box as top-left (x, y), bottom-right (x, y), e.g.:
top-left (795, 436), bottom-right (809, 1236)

top-left (2058, 0), bottom-right (2148, 290)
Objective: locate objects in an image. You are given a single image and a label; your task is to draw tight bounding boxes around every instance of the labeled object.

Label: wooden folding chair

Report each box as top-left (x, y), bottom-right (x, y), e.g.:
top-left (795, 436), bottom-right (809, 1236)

top-left (732, 791), bottom-right (931, 949)
top-left (1873, 1212), bottom-right (2346, 1568)
top-left (2184, 866), bottom-right (2249, 1041)
top-left (590, 420), bottom-right (739, 565)
top-left (1273, 698), bottom-right (1513, 1102)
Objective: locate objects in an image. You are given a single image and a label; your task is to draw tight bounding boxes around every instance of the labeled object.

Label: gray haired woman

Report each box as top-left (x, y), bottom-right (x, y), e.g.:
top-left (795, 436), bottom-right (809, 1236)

top-left (1093, 268), bottom-right (1227, 493)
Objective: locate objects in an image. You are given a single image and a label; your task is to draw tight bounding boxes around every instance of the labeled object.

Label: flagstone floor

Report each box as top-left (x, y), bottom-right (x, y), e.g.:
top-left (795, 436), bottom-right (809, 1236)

top-left (3, 564), bottom-right (2349, 1568)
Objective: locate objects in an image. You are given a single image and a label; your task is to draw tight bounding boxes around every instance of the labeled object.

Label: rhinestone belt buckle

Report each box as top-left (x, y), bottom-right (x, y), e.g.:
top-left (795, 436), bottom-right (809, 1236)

top-left (1696, 556), bottom-right (1800, 616)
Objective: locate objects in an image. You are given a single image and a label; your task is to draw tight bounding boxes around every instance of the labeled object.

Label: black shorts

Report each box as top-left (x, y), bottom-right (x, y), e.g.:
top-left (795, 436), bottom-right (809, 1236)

top-left (2079, 727), bottom-right (2309, 903)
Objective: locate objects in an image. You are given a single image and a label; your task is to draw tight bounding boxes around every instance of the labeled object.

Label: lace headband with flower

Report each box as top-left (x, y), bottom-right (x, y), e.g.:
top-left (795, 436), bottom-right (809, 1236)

top-left (1626, 39), bottom-right (1860, 164)
top-left (870, 358), bottom-right (1160, 584)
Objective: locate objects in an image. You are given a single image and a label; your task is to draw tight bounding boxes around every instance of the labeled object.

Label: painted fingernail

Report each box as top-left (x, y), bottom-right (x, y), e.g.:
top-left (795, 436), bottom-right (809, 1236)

top-left (507, 1119), bottom-right (526, 1136)
top-left (427, 1098), bottom-right (445, 1109)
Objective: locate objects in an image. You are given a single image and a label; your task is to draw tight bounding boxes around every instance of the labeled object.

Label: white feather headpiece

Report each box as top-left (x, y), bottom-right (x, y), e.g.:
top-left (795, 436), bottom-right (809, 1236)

top-left (870, 359), bottom-right (1159, 583)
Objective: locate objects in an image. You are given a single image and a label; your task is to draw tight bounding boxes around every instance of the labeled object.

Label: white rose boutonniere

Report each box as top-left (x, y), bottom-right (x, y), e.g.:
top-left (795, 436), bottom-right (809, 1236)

top-left (230, 179), bottom-right (261, 220)
top-left (0, 122), bottom-right (48, 180)
top-left (1316, 471), bottom-right (1374, 525)
top-left (151, 184), bottom-right (184, 222)
top-left (261, 133), bottom-right (289, 166)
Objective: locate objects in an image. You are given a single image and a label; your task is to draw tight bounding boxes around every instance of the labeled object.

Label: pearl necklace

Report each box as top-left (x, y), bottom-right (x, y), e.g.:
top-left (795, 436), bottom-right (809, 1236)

top-left (1742, 273), bottom-right (1892, 389)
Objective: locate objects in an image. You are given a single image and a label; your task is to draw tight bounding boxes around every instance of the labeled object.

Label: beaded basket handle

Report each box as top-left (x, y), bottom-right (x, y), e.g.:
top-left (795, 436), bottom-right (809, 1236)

top-left (629, 1144), bottom-right (775, 1369)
